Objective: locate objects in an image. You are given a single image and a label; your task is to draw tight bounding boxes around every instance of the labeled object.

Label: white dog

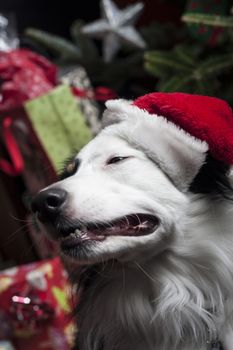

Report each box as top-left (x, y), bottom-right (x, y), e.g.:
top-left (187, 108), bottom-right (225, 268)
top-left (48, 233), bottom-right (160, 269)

top-left (32, 93), bottom-right (233, 350)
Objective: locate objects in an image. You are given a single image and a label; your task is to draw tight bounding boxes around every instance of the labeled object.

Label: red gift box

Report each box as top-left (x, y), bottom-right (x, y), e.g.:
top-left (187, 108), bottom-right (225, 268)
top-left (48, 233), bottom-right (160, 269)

top-left (0, 49), bottom-right (58, 184)
top-left (0, 257), bottom-right (76, 350)
top-left (0, 48), bottom-right (57, 113)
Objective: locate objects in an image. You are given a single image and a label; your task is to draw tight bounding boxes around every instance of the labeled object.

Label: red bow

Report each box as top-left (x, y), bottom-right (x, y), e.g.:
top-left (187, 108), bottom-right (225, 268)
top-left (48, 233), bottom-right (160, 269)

top-left (0, 49), bottom-right (57, 112)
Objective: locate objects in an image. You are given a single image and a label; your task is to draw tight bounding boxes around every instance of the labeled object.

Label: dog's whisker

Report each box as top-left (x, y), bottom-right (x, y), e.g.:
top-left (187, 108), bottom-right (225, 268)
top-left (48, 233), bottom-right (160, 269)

top-left (9, 213), bottom-right (33, 224)
top-left (3, 222), bottom-right (32, 247)
top-left (20, 234), bottom-right (42, 259)
top-left (121, 263), bottom-right (126, 294)
top-left (125, 215), bottom-right (130, 227)
top-left (135, 213), bottom-right (142, 226)
top-left (93, 222), bottom-right (101, 230)
top-left (134, 262), bottom-right (157, 283)
top-left (101, 220), bottom-right (113, 229)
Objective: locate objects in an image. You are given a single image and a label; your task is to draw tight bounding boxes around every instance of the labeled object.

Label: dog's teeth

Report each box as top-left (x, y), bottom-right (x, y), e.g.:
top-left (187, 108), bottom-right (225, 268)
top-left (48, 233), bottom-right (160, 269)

top-left (74, 229), bottom-right (83, 236)
top-left (75, 229), bottom-right (82, 233)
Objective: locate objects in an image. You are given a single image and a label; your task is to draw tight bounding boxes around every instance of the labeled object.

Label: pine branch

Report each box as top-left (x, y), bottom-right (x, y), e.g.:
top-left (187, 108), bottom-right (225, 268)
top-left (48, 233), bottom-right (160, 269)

top-left (159, 75), bottom-right (193, 92)
top-left (144, 51), bottom-right (192, 77)
top-left (182, 13), bottom-right (233, 28)
top-left (70, 20), bottom-right (99, 60)
top-left (25, 28), bottom-right (82, 61)
top-left (144, 61), bottom-right (167, 78)
top-left (173, 45), bottom-right (196, 67)
top-left (194, 53), bottom-right (233, 79)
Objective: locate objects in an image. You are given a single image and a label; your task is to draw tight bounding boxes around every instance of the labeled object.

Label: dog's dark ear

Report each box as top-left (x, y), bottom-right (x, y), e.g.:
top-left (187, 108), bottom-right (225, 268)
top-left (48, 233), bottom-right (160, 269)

top-left (190, 153), bottom-right (232, 198)
top-left (102, 101), bottom-right (208, 192)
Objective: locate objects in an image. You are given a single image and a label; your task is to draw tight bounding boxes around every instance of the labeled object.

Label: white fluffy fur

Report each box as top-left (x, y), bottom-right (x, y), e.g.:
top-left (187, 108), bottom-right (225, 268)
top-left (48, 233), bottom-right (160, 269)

top-left (41, 104), bottom-right (233, 350)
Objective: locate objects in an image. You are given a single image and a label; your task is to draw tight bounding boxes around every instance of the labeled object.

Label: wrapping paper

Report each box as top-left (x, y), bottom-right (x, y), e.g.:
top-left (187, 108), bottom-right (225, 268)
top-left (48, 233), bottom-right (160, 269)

top-left (0, 49), bottom-right (57, 111)
top-left (24, 84), bottom-right (92, 173)
top-left (0, 257), bottom-right (75, 350)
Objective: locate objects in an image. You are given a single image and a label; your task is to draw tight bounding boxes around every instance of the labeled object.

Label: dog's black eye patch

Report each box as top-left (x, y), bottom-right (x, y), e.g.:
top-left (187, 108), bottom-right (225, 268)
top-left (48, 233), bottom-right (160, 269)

top-left (107, 156), bottom-right (129, 165)
top-left (59, 158), bottom-right (80, 180)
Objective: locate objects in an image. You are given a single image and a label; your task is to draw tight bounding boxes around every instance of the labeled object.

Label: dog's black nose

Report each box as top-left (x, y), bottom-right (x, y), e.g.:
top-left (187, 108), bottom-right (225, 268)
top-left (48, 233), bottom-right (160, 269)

top-left (31, 188), bottom-right (67, 222)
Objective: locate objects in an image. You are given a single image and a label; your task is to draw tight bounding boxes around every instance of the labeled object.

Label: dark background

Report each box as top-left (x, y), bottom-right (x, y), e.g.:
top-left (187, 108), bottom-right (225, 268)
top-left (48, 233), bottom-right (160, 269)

top-left (0, 0), bottom-right (184, 38)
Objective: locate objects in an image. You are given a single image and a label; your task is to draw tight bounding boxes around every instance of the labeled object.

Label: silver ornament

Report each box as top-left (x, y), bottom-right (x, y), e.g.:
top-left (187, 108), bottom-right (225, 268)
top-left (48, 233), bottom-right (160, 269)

top-left (82, 0), bottom-right (146, 62)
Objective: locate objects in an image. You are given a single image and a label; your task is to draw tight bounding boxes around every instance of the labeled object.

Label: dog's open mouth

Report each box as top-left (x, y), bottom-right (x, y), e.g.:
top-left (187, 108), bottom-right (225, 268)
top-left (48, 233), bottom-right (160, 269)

top-left (59, 214), bottom-right (159, 250)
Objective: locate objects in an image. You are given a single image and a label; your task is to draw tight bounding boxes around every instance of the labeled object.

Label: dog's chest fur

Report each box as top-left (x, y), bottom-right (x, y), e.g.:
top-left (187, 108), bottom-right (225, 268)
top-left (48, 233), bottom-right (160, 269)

top-left (74, 249), bottom-right (231, 350)
top-left (75, 263), bottom-right (160, 350)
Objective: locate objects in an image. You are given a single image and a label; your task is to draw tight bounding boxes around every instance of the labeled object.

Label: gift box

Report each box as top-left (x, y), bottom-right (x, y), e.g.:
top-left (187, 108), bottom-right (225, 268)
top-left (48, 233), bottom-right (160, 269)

top-left (0, 48), bottom-right (58, 189)
top-left (24, 84), bottom-right (92, 174)
top-left (0, 83), bottom-right (92, 188)
top-left (59, 66), bottom-right (101, 136)
top-left (0, 257), bottom-right (76, 350)
top-left (0, 49), bottom-right (93, 186)
top-left (0, 49), bottom-right (57, 112)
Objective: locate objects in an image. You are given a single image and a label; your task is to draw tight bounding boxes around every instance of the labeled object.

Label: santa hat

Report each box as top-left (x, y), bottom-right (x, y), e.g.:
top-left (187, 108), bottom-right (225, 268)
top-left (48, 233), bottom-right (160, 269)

top-left (102, 92), bottom-right (233, 192)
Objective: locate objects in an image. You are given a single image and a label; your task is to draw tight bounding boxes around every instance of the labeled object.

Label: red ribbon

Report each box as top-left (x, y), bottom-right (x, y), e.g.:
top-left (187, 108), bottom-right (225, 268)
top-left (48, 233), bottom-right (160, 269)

top-left (72, 86), bottom-right (117, 101)
top-left (0, 117), bottom-right (24, 176)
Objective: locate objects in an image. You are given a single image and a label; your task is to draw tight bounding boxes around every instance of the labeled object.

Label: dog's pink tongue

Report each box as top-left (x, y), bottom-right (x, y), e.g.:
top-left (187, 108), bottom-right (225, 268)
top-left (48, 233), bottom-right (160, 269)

top-left (92, 225), bottom-right (136, 236)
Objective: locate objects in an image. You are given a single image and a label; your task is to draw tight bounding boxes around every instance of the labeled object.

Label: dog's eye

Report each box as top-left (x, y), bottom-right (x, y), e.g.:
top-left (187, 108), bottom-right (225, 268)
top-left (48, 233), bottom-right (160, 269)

top-left (107, 156), bottom-right (128, 165)
top-left (66, 161), bottom-right (78, 174)
top-left (60, 158), bottom-right (80, 179)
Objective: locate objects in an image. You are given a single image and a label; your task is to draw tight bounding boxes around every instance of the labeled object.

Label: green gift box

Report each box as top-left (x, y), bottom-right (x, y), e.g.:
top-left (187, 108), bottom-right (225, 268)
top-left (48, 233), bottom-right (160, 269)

top-left (24, 85), bottom-right (92, 173)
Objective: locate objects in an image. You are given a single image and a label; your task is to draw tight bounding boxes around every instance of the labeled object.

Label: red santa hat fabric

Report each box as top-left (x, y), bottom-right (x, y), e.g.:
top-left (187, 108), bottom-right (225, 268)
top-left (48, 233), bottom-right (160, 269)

top-left (102, 92), bottom-right (232, 191)
top-left (133, 92), bottom-right (233, 164)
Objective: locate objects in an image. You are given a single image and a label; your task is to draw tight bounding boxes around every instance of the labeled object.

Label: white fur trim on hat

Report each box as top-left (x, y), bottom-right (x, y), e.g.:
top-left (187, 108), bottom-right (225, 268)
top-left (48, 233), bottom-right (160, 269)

top-left (102, 99), bottom-right (209, 192)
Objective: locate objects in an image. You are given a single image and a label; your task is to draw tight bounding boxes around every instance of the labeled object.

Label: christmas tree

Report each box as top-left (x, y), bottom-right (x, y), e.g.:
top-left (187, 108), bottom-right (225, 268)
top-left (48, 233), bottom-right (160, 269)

top-left (24, 0), bottom-right (233, 104)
